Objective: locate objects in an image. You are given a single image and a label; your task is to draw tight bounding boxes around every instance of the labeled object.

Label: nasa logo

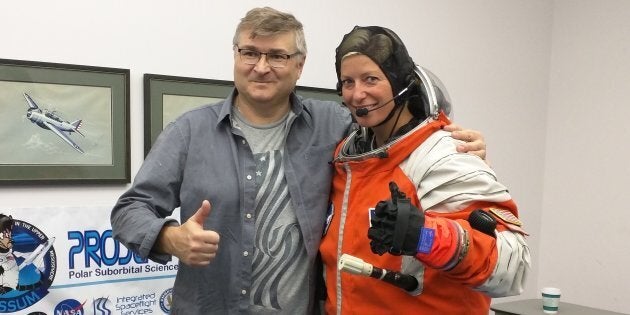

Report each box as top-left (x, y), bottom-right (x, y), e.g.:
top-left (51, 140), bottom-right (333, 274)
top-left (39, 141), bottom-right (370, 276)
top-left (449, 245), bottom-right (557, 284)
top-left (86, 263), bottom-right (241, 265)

top-left (159, 288), bottom-right (173, 313)
top-left (0, 215), bottom-right (57, 313)
top-left (53, 299), bottom-right (85, 315)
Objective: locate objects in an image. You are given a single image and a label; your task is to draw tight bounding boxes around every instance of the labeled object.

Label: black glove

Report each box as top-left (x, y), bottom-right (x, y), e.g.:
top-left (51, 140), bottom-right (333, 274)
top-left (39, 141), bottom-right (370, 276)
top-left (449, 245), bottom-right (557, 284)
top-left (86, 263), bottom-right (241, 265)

top-left (368, 181), bottom-right (424, 256)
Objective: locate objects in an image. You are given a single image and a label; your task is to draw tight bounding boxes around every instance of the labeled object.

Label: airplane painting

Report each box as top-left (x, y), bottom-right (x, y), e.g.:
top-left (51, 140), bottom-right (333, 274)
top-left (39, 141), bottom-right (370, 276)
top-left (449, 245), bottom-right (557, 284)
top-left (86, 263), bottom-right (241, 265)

top-left (23, 93), bottom-right (85, 154)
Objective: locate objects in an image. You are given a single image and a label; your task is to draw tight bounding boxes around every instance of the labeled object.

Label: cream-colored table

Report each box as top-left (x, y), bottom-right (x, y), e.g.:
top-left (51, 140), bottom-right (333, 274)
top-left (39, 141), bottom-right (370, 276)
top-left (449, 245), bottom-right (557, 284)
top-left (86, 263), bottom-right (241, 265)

top-left (491, 298), bottom-right (627, 315)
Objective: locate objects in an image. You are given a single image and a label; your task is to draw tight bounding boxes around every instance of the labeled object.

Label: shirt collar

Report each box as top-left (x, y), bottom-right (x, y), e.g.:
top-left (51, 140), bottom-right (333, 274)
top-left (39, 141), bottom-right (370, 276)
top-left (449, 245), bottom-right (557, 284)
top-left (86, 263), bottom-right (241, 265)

top-left (215, 89), bottom-right (306, 128)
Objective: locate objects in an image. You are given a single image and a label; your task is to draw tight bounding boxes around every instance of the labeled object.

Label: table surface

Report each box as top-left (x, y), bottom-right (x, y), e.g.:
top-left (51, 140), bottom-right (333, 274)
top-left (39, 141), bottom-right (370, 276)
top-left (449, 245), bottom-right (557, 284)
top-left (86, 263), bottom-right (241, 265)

top-left (490, 298), bottom-right (628, 315)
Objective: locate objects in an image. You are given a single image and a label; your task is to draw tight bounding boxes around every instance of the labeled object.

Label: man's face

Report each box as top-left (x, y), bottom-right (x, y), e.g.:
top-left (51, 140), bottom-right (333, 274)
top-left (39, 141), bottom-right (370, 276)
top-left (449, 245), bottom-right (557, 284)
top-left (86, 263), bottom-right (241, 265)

top-left (233, 30), bottom-right (305, 108)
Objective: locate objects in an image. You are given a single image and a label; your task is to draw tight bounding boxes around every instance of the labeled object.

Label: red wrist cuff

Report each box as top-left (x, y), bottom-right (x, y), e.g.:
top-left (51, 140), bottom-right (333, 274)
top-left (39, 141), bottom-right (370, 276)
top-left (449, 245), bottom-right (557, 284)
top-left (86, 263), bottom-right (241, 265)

top-left (415, 217), bottom-right (467, 270)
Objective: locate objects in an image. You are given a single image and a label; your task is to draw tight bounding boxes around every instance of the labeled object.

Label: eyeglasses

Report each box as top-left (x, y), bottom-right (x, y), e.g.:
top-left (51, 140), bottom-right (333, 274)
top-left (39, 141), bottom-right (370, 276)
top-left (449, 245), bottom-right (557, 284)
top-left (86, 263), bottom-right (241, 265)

top-left (235, 46), bottom-right (301, 68)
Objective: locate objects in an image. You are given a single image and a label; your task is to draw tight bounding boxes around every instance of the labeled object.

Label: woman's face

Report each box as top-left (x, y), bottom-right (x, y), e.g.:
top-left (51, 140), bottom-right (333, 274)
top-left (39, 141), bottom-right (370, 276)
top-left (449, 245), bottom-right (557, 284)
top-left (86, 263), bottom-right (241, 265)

top-left (339, 54), bottom-right (394, 127)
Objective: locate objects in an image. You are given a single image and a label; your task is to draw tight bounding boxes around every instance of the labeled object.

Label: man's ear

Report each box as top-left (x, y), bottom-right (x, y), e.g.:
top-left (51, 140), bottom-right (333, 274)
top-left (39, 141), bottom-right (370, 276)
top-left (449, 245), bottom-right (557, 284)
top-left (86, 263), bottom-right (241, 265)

top-left (296, 55), bottom-right (306, 78)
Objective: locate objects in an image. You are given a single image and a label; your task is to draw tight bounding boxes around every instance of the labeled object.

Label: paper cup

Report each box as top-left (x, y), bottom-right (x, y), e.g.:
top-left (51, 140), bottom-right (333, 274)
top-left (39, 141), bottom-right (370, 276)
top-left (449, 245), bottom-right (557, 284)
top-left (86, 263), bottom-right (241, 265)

top-left (541, 287), bottom-right (561, 314)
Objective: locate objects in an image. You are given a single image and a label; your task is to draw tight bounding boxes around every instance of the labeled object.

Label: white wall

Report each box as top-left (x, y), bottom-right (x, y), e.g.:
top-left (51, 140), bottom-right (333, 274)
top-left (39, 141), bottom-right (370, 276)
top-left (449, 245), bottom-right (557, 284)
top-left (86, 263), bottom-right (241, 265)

top-left (540, 1), bottom-right (630, 313)
top-left (1, 0), bottom-right (627, 313)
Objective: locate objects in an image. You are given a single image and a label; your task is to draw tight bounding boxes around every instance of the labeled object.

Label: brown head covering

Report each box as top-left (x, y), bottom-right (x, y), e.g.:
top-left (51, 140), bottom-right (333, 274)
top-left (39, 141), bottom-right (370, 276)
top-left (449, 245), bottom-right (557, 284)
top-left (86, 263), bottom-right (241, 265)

top-left (335, 26), bottom-right (417, 107)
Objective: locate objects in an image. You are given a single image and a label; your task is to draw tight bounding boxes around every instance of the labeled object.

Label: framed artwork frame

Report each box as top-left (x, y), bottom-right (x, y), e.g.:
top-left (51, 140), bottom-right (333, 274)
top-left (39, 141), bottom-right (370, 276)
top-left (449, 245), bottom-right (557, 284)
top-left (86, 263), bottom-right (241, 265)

top-left (0, 58), bottom-right (130, 184)
top-left (143, 73), bottom-right (341, 156)
top-left (143, 74), bottom-right (234, 156)
top-left (295, 85), bottom-right (341, 103)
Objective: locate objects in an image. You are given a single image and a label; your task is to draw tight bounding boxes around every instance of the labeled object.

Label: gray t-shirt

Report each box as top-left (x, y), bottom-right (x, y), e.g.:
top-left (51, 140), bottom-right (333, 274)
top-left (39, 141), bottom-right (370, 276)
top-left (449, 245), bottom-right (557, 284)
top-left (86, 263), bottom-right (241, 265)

top-left (233, 109), bottom-right (309, 314)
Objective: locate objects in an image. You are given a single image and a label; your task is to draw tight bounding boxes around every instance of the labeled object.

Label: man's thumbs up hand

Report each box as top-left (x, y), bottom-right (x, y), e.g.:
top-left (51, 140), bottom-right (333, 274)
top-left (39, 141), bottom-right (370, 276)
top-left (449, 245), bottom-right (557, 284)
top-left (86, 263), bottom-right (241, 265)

top-left (156, 200), bottom-right (220, 266)
top-left (190, 199), bottom-right (212, 226)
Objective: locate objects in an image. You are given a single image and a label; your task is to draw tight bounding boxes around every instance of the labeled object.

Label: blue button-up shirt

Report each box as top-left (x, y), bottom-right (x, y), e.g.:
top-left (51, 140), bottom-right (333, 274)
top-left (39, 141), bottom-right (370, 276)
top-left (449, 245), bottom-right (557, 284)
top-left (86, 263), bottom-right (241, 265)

top-left (111, 90), bottom-right (351, 314)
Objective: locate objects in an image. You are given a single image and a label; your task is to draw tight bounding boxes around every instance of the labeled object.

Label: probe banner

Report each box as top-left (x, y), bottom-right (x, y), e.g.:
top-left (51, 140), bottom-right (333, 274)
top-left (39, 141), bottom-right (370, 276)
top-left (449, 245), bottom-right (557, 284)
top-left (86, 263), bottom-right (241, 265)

top-left (0, 206), bottom-right (178, 314)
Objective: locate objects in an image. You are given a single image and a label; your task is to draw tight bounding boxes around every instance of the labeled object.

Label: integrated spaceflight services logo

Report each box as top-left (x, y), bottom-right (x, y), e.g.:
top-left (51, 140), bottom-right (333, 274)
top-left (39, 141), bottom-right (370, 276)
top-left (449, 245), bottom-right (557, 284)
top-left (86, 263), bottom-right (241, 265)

top-left (92, 297), bottom-right (113, 315)
top-left (0, 214), bottom-right (57, 313)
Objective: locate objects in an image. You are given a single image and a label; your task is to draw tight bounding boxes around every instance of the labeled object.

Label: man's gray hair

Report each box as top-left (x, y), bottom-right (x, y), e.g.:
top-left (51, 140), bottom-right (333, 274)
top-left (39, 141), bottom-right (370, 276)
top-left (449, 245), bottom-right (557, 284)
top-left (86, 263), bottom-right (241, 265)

top-left (233, 7), bottom-right (307, 56)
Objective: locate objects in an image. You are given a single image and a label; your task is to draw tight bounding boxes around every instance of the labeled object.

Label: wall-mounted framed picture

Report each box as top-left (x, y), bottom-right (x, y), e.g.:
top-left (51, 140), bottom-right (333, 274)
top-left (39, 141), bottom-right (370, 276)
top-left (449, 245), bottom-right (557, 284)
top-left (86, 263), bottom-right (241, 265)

top-left (143, 74), bottom-right (234, 156)
top-left (0, 58), bottom-right (130, 184)
top-left (143, 73), bottom-right (341, 156)
top-left (295, 85), bottom-right (341, 103)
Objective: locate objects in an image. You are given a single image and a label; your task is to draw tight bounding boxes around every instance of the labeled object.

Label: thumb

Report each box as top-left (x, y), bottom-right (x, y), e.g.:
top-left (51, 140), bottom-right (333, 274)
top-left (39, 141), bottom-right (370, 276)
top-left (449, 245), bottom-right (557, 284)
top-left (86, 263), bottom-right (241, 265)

top-left (190, 200), bottom-right (212, 226)
top-left (388, 181), bottom-right (401, 202)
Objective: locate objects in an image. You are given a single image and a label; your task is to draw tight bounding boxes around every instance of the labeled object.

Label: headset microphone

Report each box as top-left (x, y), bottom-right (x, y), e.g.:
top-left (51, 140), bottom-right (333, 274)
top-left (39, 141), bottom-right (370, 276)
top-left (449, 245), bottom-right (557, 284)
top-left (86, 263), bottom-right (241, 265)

top-left (355, 80), bottom-right (414, 117)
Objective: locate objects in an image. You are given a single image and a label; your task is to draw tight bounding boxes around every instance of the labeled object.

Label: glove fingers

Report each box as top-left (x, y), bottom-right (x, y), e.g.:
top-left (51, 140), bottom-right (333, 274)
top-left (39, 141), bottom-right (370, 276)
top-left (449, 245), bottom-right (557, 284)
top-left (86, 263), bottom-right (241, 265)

top-left (367, 227), bottom-right (384, 241)
top-left (368, 226), bottom-right (392, 255)
top-left (369, 200), bottom-right (399, 256)
top-left (374, 201), bottom-right (389, 215)
top-left (370, 240), bottom-right (389, 255)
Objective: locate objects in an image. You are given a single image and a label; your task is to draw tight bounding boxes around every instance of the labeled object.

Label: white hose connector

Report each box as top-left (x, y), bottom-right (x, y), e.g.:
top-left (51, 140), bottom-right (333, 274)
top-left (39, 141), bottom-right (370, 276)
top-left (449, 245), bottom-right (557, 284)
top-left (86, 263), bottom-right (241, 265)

top-left (338, 253), bottom-right (373, 276)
